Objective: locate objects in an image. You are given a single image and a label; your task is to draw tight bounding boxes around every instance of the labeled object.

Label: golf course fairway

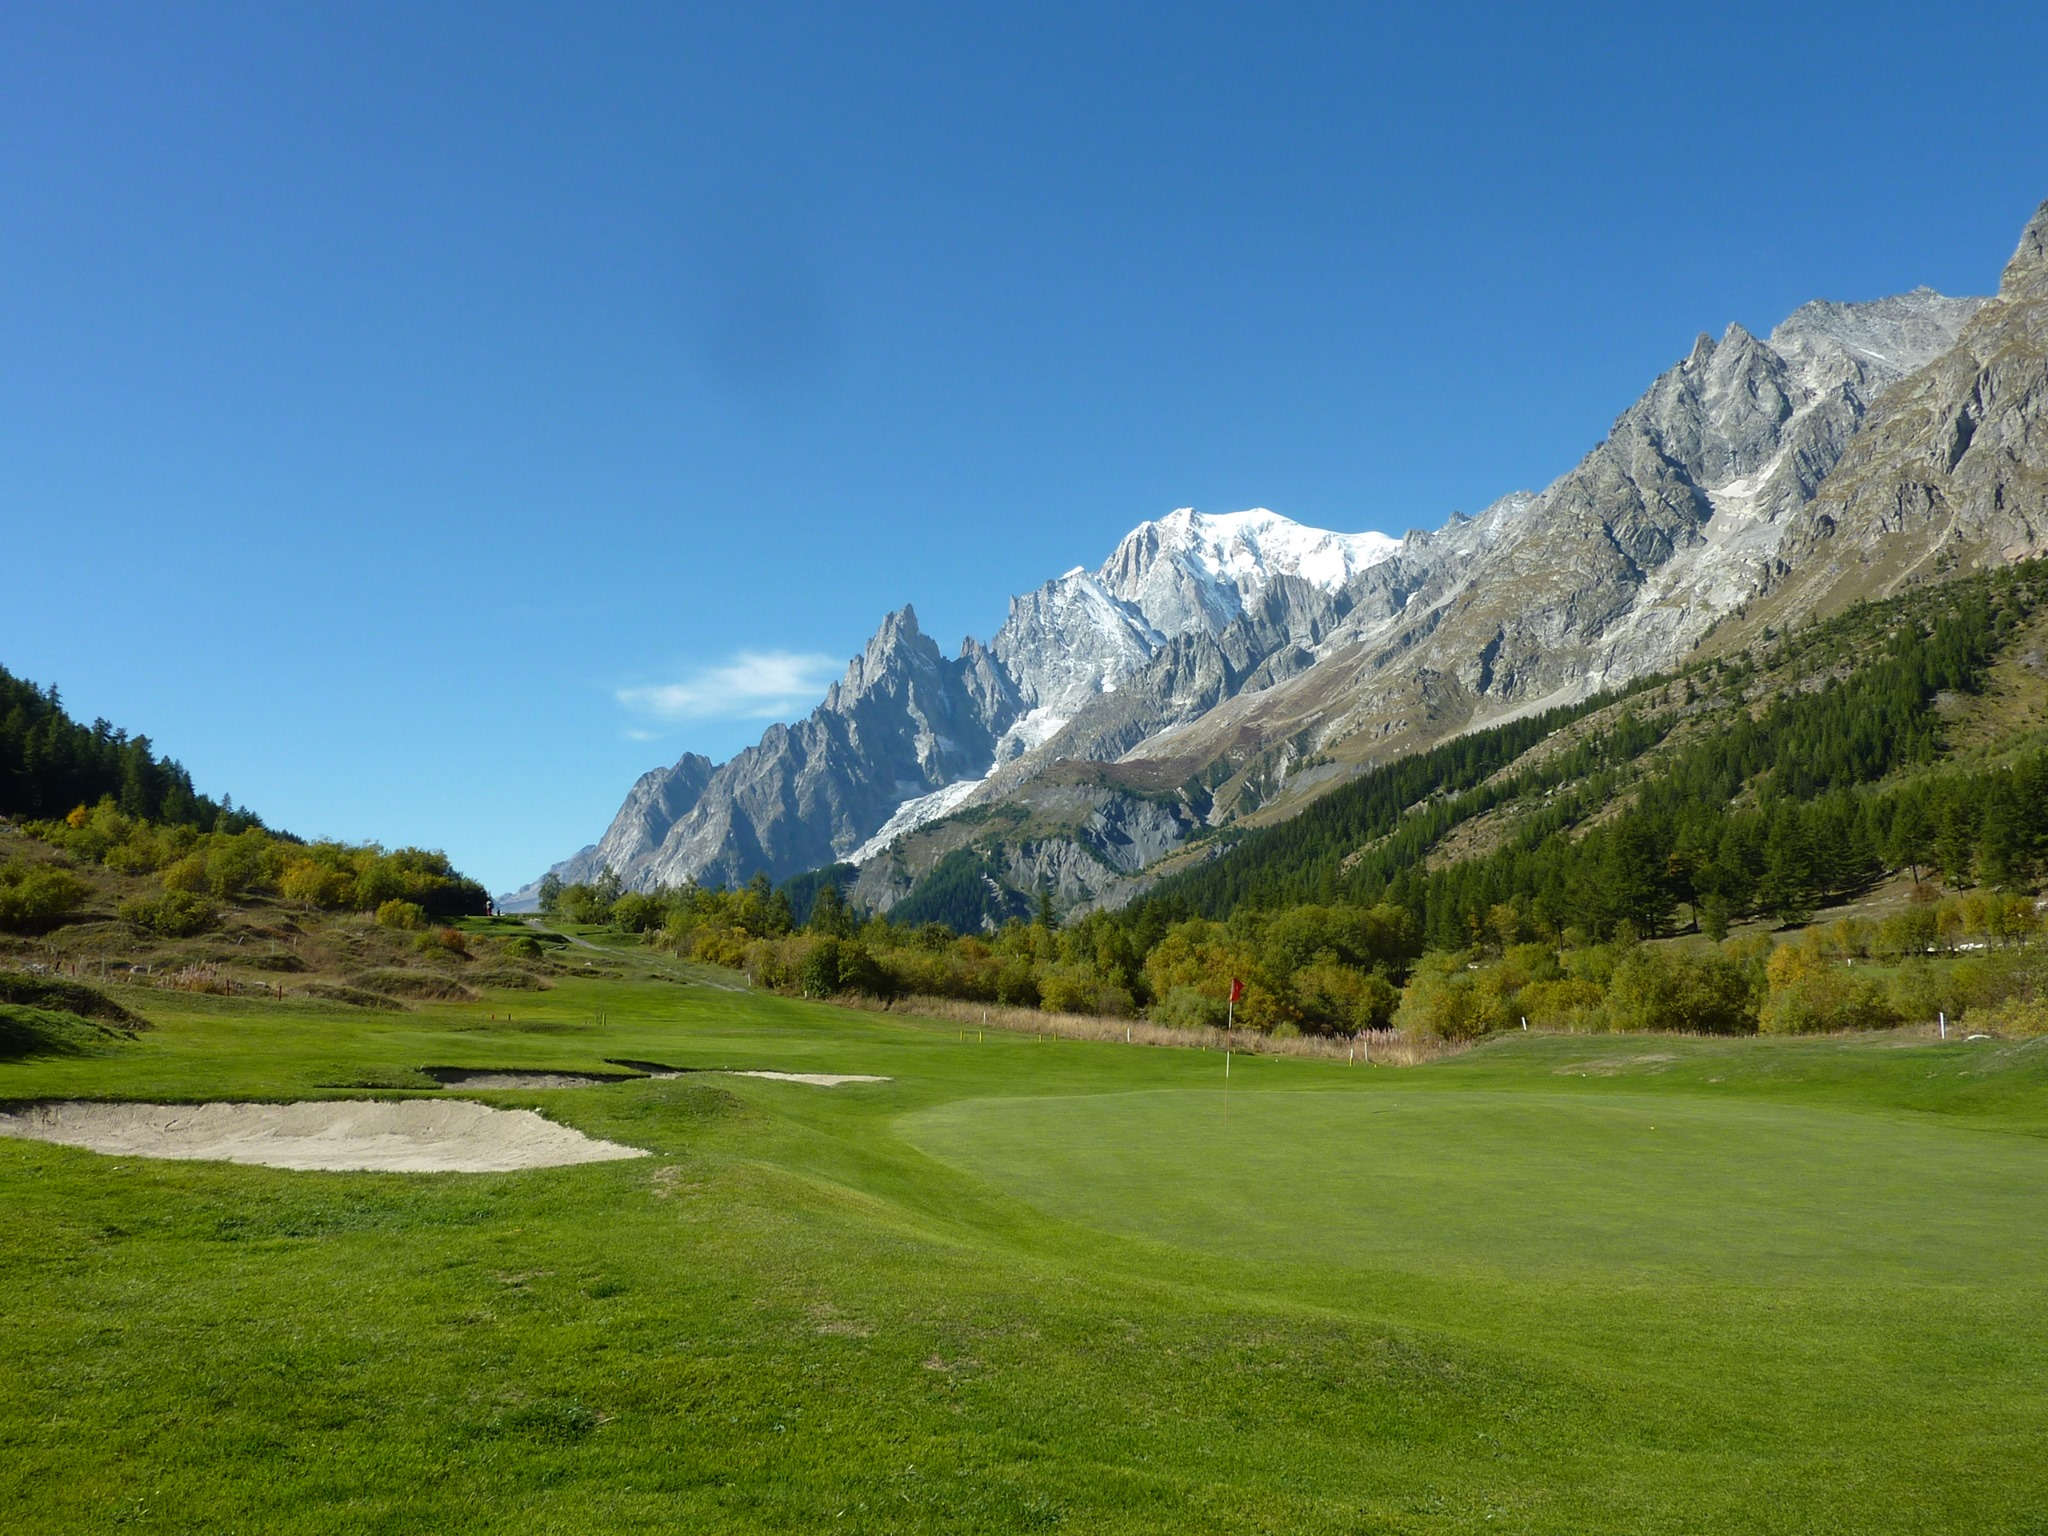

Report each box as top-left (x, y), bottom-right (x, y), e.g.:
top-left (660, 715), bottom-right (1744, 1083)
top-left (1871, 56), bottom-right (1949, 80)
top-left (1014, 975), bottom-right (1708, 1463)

top-left (3, 974), bottom-right (2044, 1533)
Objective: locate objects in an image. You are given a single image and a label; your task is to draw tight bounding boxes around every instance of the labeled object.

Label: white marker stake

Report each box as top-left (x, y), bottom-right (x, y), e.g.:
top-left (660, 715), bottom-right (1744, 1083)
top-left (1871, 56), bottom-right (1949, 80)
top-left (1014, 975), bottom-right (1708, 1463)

top-left (1522, 1016), bottom-right (1528, 1030)
top-left (1940, 1011), bottom-right (1947, 1040)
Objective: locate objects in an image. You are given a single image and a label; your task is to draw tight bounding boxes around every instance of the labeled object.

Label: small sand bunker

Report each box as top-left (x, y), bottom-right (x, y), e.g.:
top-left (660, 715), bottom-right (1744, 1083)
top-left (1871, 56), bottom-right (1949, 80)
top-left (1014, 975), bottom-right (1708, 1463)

top-left (0, 1099), bottom-right (647, 1173)
top-left (424, 1067), bottom-right (640, 1090)
top-left (607, 1059), bottom-right (891, 1088)
top-left (724, 1071), bottom-right (890, 1087)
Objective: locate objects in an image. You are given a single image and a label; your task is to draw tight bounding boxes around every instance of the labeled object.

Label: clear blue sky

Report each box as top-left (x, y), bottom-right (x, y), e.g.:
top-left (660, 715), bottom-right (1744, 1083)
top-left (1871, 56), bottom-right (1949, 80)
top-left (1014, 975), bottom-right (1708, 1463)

top-left (4, 1), bottom-right (2045, 894)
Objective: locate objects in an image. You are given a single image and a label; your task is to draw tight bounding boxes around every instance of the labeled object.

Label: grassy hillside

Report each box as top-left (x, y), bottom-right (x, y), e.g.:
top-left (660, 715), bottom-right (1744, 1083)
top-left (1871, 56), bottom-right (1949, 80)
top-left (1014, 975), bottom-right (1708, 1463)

top-left (2, 969), bottom-right (2044, 1532)
top-left (1126, 559), bottom-right (2048, 943)
top-left (0, 817), bottom-right (539, 1028)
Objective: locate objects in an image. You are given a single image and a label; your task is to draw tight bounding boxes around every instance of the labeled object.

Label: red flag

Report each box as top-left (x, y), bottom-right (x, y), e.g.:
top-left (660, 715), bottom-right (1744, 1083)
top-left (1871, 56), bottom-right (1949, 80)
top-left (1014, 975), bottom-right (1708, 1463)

top-left (1227, 977), bottom-right (1244, 1004)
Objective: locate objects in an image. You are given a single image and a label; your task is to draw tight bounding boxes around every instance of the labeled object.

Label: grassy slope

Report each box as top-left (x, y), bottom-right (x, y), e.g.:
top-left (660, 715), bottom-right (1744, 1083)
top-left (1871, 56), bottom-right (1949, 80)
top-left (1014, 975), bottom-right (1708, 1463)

top-left (1128, 563), bottom-right (2048, 912)
top-left (2, 967), bottom-right (2045, 1534)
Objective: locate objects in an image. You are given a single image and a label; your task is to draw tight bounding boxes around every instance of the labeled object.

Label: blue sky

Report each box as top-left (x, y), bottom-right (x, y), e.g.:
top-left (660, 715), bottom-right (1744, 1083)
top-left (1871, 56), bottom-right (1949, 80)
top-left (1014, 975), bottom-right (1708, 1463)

top-left (4, 1), bottom-right (2045, 894)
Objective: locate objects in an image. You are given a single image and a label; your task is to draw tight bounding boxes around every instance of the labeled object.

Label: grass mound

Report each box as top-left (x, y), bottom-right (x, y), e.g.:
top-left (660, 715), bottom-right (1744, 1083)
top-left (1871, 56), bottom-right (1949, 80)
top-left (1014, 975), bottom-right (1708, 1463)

top-left (467, 964), bottom-right (552, 991)
top-left (348, 969), bottom-right (478, 1002)
top-left (0, 970), bottom-right (139, 1027)
top-left (0, 1004), bottom-right (115, 1059)
top-left (297, 981), bottom-right (406, 1010)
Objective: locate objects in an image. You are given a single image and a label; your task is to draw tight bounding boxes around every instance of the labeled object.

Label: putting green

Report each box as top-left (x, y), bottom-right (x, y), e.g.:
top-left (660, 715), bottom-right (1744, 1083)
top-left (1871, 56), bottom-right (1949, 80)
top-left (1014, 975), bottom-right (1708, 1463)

top-left (902, 1087), bottom-right (2048, 1286)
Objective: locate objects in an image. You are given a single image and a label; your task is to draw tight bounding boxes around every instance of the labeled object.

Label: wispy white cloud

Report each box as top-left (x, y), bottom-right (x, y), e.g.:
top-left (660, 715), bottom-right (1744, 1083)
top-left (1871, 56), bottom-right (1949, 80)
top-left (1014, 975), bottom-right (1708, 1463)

top-left (616, 649), bottom-right (841, 723)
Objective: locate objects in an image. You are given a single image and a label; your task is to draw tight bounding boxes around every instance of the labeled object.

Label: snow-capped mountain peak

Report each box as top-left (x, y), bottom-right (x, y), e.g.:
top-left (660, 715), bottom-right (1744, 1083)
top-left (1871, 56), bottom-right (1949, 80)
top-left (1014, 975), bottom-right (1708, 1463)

top-left (1095, 506), bottom-right (1399, 639)
top-left (1141, 506), bottom-right (1399, 589)
top-left (979, 506), bottom-right (1402, 726)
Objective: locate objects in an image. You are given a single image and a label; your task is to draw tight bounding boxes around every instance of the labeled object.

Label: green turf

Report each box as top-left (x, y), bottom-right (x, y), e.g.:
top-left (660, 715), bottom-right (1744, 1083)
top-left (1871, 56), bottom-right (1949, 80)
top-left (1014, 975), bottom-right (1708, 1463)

top-left (3, 976), bottom-right (2044, 1533)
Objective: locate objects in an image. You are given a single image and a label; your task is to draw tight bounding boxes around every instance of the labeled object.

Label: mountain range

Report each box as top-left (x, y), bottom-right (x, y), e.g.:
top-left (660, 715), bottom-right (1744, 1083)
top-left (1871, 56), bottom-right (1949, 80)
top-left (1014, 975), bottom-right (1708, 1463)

top-left (506, 198), bottom-right (2048, 918)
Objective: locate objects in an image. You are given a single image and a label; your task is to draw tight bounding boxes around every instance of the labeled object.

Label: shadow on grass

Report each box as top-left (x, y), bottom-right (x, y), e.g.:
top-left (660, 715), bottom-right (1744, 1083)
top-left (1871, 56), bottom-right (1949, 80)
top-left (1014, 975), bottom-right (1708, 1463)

top-left (0, 1004), bottom-right (118, 1060)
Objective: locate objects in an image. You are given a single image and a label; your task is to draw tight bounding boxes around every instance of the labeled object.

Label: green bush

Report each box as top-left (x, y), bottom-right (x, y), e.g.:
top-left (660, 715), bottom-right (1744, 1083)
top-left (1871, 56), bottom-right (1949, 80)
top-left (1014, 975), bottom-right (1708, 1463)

top-left (159, 853), bottom-right (209, 893)
top-left (280, 857), bottom-right (355, 909)
top-left (1150, 986), bottom-right (1226, 1030)
top-left (1395, 953), bottom-right (1510, 1041)
top-left (611, 892), bottom-right (665, 934)
top-left (1291, 961), bottom-right (1400, 1033)
top-left (1885, 957), bottom-right (1967, 1027)
top-left (1965, 995), bottom-right (2048, 1037)
top-left (1761, 945), bottom-right (1897, 1034)
top-left (1602, 947), bottom-right (1759, 1035)
top-left (118, 889), bottom-right (217, 938)
top-left (0, 861), bottom-right (90, 934)
top-left (1518, 976), bottom-right (1607, 1029)
top-left (797, 936), bottom-right (841, 998)
top-left (1038, 961), bottom-right (1133, 1016)
top-left (834, 942), bottom-right (890, 999)
top-left (376, 899), bottom-right (427, 931)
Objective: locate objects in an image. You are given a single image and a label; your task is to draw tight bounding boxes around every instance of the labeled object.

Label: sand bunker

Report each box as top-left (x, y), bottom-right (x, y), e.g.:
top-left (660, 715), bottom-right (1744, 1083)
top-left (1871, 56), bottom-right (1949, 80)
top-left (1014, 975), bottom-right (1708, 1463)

top-left (609, 1059), bottom-right (891, 1087)
top-left (428, 1063), bottom-right (890, 1089)
top-left (725, 1071), bottom-right (890, 1087)
top-left (423, 1067), bottom-right (639, 1090)
top-left (0, 1099), bottom-right (648, 1173)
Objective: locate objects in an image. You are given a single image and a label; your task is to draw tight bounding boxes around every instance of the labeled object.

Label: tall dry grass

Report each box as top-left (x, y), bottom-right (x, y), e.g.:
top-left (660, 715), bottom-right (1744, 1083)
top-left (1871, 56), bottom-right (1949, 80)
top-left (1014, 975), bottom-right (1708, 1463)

top-left (845, 992), bottom-right (1466, 1067)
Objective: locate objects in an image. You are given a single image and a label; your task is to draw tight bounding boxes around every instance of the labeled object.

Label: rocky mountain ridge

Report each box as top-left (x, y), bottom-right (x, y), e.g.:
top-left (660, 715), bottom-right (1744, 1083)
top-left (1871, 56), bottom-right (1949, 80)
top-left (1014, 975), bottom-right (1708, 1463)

top-left (508, 505), bottom-right (1381, 901)
top-left (507, 199), bottom-right (2048, 915)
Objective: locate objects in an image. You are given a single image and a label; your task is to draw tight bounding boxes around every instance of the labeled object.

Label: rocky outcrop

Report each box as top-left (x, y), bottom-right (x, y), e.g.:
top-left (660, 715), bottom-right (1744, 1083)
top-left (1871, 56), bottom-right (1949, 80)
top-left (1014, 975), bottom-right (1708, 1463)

top-left (847, 773), bottom-right (1206, 919)
top-left (1762, 200), bottom-right (2048, 615)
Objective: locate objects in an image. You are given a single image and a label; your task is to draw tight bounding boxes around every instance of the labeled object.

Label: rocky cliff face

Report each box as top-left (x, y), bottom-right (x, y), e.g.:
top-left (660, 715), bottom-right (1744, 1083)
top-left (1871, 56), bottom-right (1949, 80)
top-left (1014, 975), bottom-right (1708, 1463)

top-left (554, 753), bottom-right (714, 888)
top-left (523, 607), bottom-right (1025, 896)
top-left (1758, 200), bottom-right (2048, 620)
top-left (511, 200), bottom-right (2046, 913)
top-left (845, 768), bottom-right (1210, 920)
